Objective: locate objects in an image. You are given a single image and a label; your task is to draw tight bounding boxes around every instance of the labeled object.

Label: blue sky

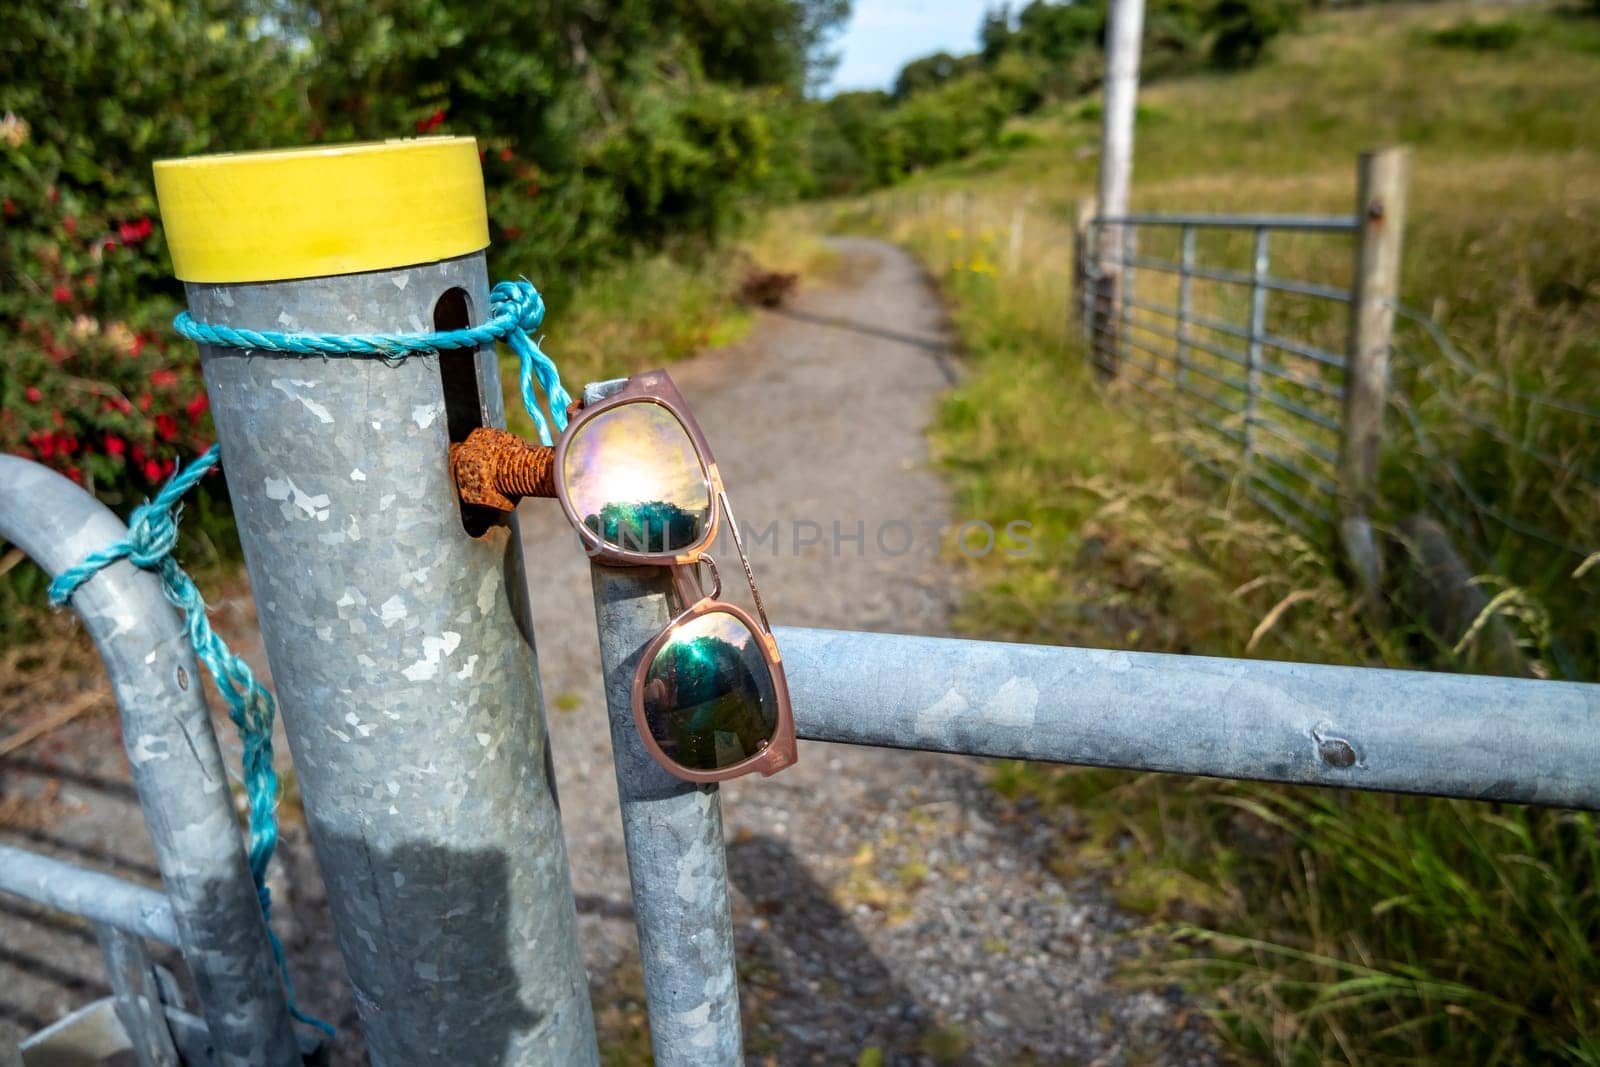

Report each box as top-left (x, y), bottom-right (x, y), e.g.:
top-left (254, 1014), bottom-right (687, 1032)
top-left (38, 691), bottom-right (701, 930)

top-left (825, 0), bottom-right (995, 94)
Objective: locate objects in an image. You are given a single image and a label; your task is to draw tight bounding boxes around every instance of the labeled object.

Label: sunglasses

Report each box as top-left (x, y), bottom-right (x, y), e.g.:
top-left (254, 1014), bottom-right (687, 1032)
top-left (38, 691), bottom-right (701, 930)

top-left (552, 370), bottom-right (797, 783)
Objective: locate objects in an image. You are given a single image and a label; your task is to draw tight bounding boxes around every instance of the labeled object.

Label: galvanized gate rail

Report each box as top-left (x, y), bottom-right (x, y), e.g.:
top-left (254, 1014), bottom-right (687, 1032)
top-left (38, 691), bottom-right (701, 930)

top-left (1077, 147), bottom-right (1409, 607)
top-left (0, 456), bottom-right (305, 1066)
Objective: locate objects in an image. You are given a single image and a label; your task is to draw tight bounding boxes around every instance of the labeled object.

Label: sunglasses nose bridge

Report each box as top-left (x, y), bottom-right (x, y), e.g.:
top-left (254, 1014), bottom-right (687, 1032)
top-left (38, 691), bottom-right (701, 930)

top-left (700, 554), bottom-right (723, 602)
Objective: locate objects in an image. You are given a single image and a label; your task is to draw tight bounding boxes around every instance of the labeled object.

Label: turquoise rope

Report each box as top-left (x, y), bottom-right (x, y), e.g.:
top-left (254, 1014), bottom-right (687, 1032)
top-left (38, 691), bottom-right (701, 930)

top-left (48, 445), bottom-right (332, 1037)
top-left (52, 277), bottom-right (573, 1038)
top-left (173, 279), bottom-right (571, 445)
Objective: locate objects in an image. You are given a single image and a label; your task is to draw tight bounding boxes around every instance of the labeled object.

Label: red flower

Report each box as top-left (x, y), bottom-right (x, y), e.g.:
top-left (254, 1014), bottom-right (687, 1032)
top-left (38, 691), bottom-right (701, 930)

top-left (47, 186), bottom-right (59, 204)
top-left (502, 225), bottom-right (524, 240)
top-left (137, 392), bottom-right (153, 412)
top-left (116, 218), bottom-right (153, 244)
top-left (131, 444), bottom-right (146, 465)
top-left (185, 393), bottom-right (209, 420)
top-left (143, 459), bottom-right (162, 481)
top-left (66, 466), bottom-right (82, 484)
top-left (150, 368), bottom-right (179, 387)
top-left (162, 458), bottom-right (176, 477)
top-left (52, 285), bottom-right (70, 304)
top-left (24, 386), bottom-right (41, 403)
top-left (105, 435), bottom-right (126, 457)
top-left (129, 334), bottom-right (147, 358)
top-left (63, 216), bottom-right (77, 236)
top-left (155, 414), bottom-right (178, 442)
top-left (1, 198), bottom-right (15, 217)
top-left (499, 147), bottom-right (513, 162)
top-left (525, 182), bottom-right (540, 198)
top-left (414, 109), bottom-right (446, 133)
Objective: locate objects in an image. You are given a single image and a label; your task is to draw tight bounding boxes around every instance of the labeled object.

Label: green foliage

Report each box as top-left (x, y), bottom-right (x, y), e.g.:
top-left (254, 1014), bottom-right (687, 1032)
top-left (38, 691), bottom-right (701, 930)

top-left (0, 0), bottom-right (844, 489)
top-left (805, 0), bottom-right (1298, 200)
top-left (1426, 18), bottom-right (1525, 51)
top-left (0, 1), bottom-right (301, 530)
top-left (881, 74), bottom-right (1015, 176)
top-left (0, 0), bottom-right (846, 629)
top-left (892, 51), bottom-right (975, 100)
top-left (1208, 0), bottom-right (1304, 67)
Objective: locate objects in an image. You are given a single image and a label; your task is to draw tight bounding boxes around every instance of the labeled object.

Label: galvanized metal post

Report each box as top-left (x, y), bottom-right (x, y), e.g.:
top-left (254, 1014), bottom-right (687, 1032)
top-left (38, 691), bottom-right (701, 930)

top-left (0, 458), bottom-right (302, 1067)
top-left (1074, 199), bottom-right (1098, 351)
top-left (1341, 147), bottom-right (1408, 609)
top-left (155, 140), bottom-right (598, 1065)
top-left (1095, 0), bottom-right (1145, 377)
top-left (1120, 225), bottom-right (1137, 375)
top-left (1176, 225), bottom-right (1194, 402)
top-left (583, 380), bottom-right (743, 1067)
top-left (1245, 227), bottom-right (1270, 465)
top-left (94, 923), bottom-right (179, 1067)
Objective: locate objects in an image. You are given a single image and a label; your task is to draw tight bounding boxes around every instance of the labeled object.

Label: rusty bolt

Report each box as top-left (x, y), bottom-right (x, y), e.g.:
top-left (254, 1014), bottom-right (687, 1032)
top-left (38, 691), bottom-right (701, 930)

top-left (450, 427), bottom-right (556, 512)
top-left (1367, 199), bottom-right (1386, 222)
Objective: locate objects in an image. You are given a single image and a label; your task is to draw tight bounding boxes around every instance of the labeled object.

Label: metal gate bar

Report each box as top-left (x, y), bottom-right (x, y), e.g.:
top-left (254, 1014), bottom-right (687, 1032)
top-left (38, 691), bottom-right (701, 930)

top-left (583, 379), bottom-right (742, 1067)
top-left (776, 626), bottom-right (1600, 809)
top-left (0, 845), bottom-right (179, 946)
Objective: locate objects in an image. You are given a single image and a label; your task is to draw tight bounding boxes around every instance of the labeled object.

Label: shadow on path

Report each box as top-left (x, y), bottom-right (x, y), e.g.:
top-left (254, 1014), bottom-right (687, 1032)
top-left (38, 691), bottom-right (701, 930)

top-left (726, 833), bottom-right (975, 1066)
top-left (770, 307), bottom-right (961, 386)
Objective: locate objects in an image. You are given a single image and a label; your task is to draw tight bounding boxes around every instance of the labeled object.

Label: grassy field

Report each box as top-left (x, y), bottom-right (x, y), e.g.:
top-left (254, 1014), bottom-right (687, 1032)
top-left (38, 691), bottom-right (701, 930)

top-left (811, 3), bottom-right (1600, 1062)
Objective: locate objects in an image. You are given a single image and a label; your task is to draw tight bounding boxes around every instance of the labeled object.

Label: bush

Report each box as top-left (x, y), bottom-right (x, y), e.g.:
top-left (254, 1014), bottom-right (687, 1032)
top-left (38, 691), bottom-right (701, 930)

top-left (1427, 19), bottom-right (1524, 52)
top-left (0, 182), bottom-right (211, 504)
top-left (1207, 0), bottom-right (1304, 68)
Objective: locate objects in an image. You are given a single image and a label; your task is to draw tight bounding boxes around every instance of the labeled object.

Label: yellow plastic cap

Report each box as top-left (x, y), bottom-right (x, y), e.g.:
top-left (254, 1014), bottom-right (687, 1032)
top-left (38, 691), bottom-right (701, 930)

top-left (154, 137), bottom-right (489, 283)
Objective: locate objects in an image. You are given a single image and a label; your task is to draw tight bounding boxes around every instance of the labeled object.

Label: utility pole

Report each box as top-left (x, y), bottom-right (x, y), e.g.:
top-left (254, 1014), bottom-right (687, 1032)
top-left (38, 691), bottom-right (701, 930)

top-left (1093, 0), bottom-right (1146, 376)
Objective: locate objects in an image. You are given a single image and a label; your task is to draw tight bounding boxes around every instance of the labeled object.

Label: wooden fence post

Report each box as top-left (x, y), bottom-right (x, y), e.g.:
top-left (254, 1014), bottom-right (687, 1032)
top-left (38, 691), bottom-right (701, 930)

top-left (1339, 146), bottom-right (1409, 611)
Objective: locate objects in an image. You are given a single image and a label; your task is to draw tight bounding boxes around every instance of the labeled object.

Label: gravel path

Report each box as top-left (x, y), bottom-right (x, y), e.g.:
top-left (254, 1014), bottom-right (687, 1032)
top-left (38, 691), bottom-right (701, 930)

top-left (0, 237), bottom-right (1214, 1065)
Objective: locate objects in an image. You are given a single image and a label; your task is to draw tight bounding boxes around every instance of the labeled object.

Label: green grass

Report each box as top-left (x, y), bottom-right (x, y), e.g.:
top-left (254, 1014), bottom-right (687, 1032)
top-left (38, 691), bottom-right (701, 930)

top-left (808, 2), bottom-right (1600, 1062)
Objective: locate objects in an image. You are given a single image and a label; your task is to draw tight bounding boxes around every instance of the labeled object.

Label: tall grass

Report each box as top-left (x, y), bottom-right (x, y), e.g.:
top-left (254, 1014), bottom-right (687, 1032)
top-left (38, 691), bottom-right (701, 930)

top-left (820, 3), bottom-right (1600, 1061)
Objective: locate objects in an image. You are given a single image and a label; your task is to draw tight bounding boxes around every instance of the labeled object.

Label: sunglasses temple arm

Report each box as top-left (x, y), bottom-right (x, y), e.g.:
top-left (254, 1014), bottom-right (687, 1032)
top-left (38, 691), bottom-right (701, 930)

top-left (717, 489), bottom-right (772, 634)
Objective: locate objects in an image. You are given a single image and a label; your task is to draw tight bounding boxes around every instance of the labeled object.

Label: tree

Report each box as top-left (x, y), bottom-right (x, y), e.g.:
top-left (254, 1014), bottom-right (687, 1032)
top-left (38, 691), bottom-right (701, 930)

top-left (1207, 0), bottom-right (1302, 68)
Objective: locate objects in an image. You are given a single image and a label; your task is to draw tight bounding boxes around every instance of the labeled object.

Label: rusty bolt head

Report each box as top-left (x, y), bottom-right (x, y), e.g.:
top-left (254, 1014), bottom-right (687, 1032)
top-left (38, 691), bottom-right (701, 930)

top-left (450, 427), bottom-right (556, 512)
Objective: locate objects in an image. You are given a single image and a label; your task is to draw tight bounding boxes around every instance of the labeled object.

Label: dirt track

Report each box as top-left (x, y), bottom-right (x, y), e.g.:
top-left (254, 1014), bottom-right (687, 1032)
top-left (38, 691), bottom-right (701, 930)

top-left (1, 238), bottom-right (1213, 1064)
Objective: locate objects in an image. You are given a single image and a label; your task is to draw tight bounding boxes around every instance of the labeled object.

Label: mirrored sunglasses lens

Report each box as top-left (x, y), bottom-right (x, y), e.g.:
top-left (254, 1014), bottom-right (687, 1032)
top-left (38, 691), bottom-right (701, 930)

top-left (564, 403), bottom-right (711, 554)
top-left (641, 611), bottom-right (778, 772)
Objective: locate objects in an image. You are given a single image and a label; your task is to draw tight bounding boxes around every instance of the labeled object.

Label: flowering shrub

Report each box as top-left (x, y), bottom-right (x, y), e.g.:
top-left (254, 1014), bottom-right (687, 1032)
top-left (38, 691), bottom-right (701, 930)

top-left (1, 160), bottom-right (212, 507)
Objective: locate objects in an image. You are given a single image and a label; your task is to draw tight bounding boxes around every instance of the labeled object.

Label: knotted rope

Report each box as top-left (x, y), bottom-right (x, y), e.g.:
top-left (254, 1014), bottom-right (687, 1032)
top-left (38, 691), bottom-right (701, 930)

top-left (174, 279), bottom-right (571, 445)
top-left (52, 279), bottom-right (572, 1036)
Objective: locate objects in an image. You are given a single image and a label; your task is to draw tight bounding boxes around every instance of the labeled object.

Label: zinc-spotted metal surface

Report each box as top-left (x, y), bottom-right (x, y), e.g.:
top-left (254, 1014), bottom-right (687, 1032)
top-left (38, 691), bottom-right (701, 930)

top-left (589, 560), bottom-right (743, 1066)
top-left (186, 254), bottom-right (598, 1065)
top-left (0, 845), bottom-right (178, 947)
top-left (0, 457), bottom-right (301, 1067)
top-left (778, 626), bottom-right (1600, 809)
